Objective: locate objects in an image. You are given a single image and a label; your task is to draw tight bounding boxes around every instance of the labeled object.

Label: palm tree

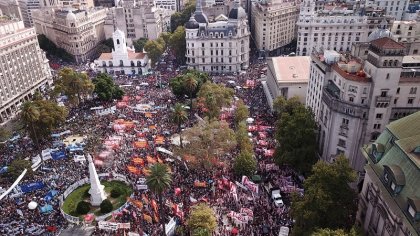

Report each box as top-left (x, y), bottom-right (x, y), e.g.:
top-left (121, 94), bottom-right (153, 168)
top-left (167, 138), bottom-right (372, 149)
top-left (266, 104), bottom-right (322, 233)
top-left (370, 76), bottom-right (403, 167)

top-left (146, 163), bottom-right (172, 236)
top-left (171, 103), bottom-right (188, 148)
top-left (183, 74), bottom-right (198, 113)
top-left (21, 102), bottom-right (42, 161)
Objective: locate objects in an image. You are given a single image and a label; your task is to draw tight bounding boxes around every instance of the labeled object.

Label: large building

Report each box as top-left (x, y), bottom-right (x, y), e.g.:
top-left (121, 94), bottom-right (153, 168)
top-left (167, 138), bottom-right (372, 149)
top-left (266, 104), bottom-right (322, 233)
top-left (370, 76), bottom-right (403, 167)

top-left (306, 35), bottom-right (420, 174)
top-left (18, 0), bottom-right (41, 27)
top-left (0, 0), bottom-right (22, 20)
top-left (357, 111), bottom-right (420, 236)
top-left (0, 19), bottom-right (52, 124)
top-left (365, 0), bottom-right (410, 21)
top-left (38, 0), bottom-right (94, 8)
top-left (104, 1), bottom-right (170, 46)
top-left (263, 56), bottom-right (310, 109)
top-left (32, 7), bottom-right (108, 63)
top-left (251, 0), bottom-right (299, 56)
top-left (185, 0), bottom-right (250, 73)
top-left (94, 29), bottom-right (149, 75)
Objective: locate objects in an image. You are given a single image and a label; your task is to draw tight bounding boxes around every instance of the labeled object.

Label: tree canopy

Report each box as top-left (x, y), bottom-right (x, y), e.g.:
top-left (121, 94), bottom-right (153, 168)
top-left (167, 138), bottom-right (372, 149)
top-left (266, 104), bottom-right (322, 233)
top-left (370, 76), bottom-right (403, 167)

top-left (93, 73), bottom-right (124, 101)
top-left (312, 227), bottom-right (361, 236)
top-left (187, 203), bottom-right (217, 235)
top-left (144, 38), bottom-right (165, 67)
top-left (37, 34), bottom-right (74, 62)
top-left (171, 103), bottom-right (188, 147)
top-left (233, 150), bottom-right (257, 177)
top-left (274, 97), bottom-right (317, 174)
top-left (133, 38), bottom-right (148, 52)
top-left (197, 82), bottom-right (234, 120)
top-left (175, 118), bottom-right (236, 170)
top-left (170, 1), bottom-right (195, 32)
top-left (168, 26), bottom-right (186, 64)
top-left (291, 155), bottom-right (358, 235)
top-left (235, 121), bottom-right (253, 152)
top-left (54, 67), bottom-right (94, 106)
top-left (169, 70), bottom-right (208, 98)
top-left (7, 159), bottom-right (33, 179)
top-left (234, 99), bottom-right (249, 126)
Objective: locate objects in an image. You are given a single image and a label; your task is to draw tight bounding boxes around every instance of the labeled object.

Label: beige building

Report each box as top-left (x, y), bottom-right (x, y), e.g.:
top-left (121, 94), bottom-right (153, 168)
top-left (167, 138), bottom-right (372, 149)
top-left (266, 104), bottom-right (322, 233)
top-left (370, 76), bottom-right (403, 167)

top-left (251, 0), bottom-right (299, 55)
top-left (39, 0), bottom-right (94, 8)
top-left (104, 2), bottom-right (170, 46)
top-left (0, 20), bottom-right (52, 124)
top-left (32, 7), bottom-right (108, 63)
top-left (0, 0), bottom-right (22, 20)
top-left (263, 56), bottom-right (310, 109)
top-left (357, 111), bottom-right (420, 236)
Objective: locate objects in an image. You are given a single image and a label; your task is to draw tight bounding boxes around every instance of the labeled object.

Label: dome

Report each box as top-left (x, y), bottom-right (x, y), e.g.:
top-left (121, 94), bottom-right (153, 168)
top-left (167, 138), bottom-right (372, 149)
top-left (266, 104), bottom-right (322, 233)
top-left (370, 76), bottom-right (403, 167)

top-left (228, 0), bottom-right (247, 20)
top-left (193, 0), bottom-right (208, 23)
top-left (368, 19), bottom-right (393, 42)
top-left (66, 10), bottom-right (76, 21)
top-left (185, 16), bottom-right (199, 29)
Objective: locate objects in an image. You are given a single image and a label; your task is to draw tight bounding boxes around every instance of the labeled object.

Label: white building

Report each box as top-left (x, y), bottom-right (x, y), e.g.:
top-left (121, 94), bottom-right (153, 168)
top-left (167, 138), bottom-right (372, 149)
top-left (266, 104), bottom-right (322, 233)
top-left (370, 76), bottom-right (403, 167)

top-left (32, 7), bottom-right (108, 63)
top-left (357, 112), bottom-right (420, 236)
top-left (391, 20), bottom-right (420, 45)
top-left (94, 29), bottom-right (149, 75)
top-left (185, 0), bottom-right (250, 73)
top-left (296, 1), bottom-right (369, 56)
top-left (18, 0), bottom-right (41, 27)
top-left (0, 0), bottom-right (22, 20)
top-left (38, 0), bottom-right (94, 8)
top-left (251, 0), bottom-right (299, 55)
top-left (0, 20), bottom-right (52, 124)
top-left (307, 35), bottom-right (420, 174)
top-left (263, 56), bottom-right (310, 109)
top-left (154, 0), bottom-right (183, 11)
top-left (104, 1), bottom-right (170, 46)
top-left (365, 0), bottom-right (410, 21)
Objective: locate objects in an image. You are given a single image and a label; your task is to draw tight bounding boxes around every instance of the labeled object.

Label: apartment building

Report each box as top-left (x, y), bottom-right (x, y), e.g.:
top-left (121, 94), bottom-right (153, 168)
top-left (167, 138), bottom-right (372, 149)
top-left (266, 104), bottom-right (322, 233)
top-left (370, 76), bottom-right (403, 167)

top-left (251, 0), bottom-right (299, 55)
top-left (18, 0), bottom-right (41, 27)
top-left (32, 7), bottom-right (108, 63)
top-left (306, 36), bottom-right (420, 173)
top-left (365, 0), bottom-right (410, 20)
top-left (0, 19), bottom-right (52, 124)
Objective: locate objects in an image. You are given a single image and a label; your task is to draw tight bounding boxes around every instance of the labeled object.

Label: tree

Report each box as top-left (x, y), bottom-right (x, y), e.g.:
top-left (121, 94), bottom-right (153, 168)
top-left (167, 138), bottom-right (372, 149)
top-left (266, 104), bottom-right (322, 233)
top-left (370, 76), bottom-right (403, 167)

top-left (273, 96), bottom-right (301, 119)
top-left (197, 82), bottom-right (234, 120)
top-left (160, 32), bottom-right (172, 48)
top-left (292, 156), bottom-right (358, 235)
top-left (110, 188), bottom-right (122, 198)
top-left (133, 38), bottom-right (148, 52)
top-left (171, 103), bottom-right (188, 148)
top-left (169, 26), bottom-right (186, 64)
top-left (187, 203), bottom-right (217, 235)
top-left (100, 199), bottom-right (113, 213)
top-left (183, 73), bottom-right (198, 111)
top-left (170, 0), bottom-right (195, 32)
top-left (146, 163), bottom-right (172, 236)
top-left (55, 67), bottom-right (94, 106)
top-left (21, 100), bottom-right (68, 160)
top-left (236, 122), bottom-right (253, 152)
top-left (169, 70), bottom-right (208, 98)
top-left (76, 201), bottom-right (91, 215)
top-left (144, 39), bottom-right (165, 67)
top-left (234, 99), bottom-right (249, 126)
top-left (312, 227), bottom-right (361, 236)
top-left (0, 127), bottom-right (10, 142)
top-left (7, 159), bottom-right (33, 179)
top-left (93, 73), bottom-right (124, 101)
top-left (233, 150), bottom-right (257, 177)
top-left (274, 101), bottom-right (317, 174)
top-left (175, 118), bottom-right (236, 170)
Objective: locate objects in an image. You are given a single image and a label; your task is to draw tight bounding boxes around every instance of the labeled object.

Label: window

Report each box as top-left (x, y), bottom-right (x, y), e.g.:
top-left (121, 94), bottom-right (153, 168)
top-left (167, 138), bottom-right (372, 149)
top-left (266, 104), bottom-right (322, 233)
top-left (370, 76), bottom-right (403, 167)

top-left (384, 172), bottom-right (389, 182)
top-left (342, 118), bottom-right (349, 125)
top-left (376, 113), bottom-right (383, 119)
top-left (391, 182), bottom-right (396, 191)
top-left (397, 87), bottom-right (400, 94)
top-left (386, 73), bottom-right (390, 79)
top-left (349, 97), bottom-right (354, 102)
top-left (374, 124), bottom-right (381, 129)
top-left (410, 87), bottom-right (417, 94)
top-left (394, 98), bottom-right (398, 104)
top-left (408, 98), bottom-right (414, 104)
top-left (338, 139), bottom-right (346, 148)
top-left (363, 87), bottom-right (367, 94)
top-left (381, 90), bottom-right (388, 97)
top-left (361, 98), bottom-right (366, 104)
top-left (348, 85), bottom-right (357, 93)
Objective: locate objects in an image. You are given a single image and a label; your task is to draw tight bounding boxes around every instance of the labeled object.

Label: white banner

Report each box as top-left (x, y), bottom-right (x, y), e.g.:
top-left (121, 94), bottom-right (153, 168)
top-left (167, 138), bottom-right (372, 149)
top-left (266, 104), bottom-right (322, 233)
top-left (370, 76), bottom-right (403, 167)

top-left (118, 222), bottom-right (131, 229)
top-left (241, 176), bottom-right (259, 194)
top-left (128, 233), bottom-right (140, 236)
top-left (98, 221), bottom-right (118, 231)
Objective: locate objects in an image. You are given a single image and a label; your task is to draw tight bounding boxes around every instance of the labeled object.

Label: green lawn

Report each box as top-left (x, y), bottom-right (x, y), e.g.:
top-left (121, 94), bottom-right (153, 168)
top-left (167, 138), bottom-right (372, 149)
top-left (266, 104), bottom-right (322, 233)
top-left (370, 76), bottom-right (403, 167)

top-left (62, 180), bottom-right (133, 217)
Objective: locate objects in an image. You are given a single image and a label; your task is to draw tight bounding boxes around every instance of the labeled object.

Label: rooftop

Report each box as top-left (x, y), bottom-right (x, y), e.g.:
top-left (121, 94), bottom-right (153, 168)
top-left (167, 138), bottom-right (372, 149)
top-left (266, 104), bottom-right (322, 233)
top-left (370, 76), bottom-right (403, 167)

top-left (371, 37), bottom-right (406, 50)
top-left (98, 51), bottom-right (146, 60)
top-left (269, 56), bottom-right (310, 84)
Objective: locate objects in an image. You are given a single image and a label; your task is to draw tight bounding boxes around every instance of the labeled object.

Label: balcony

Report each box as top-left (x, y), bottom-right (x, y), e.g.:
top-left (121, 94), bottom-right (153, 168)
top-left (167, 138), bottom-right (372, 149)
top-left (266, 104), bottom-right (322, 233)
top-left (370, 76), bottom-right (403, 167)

top-left (322, 88), bottom-right (369, 119)
top-left (375, 95), bottom-right (392, 103)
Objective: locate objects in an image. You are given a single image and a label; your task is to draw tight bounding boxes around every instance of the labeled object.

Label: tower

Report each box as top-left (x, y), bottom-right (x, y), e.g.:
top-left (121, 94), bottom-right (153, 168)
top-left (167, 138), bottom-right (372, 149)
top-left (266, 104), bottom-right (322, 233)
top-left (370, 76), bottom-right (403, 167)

top-left (87, 154), bottom-right (106, 206)
top-left (113, 28), bottom-right (127, 53)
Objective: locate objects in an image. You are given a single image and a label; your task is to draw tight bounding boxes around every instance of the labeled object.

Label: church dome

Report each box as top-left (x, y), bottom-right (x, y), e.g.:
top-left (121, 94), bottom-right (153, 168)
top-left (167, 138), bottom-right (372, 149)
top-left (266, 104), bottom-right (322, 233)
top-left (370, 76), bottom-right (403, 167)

top-left (228, 0), bottom-right (247, 20)
top-left (193, 0), bottom-right (208, 23)
top-left (185, 16), bottom-right (199, 29)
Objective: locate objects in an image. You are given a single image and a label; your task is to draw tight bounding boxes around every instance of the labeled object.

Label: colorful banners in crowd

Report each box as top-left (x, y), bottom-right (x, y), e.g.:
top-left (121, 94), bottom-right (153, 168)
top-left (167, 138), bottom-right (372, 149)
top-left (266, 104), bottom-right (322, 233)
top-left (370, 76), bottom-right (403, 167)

top-left (241, 176), bottom-right (259, 194)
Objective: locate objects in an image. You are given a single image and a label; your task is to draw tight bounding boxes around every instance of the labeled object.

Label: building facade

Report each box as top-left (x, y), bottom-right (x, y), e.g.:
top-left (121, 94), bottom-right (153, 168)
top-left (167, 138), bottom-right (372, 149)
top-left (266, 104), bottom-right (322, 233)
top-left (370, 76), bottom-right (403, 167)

top-left (104, 1), bottom-right (170, 46)
top-left (0, 20), bottom-right (52, 124)
top-left (251, 0), bottom-right (299, 55)
top-left (18, 0), bottom-right (41, 27)
top-left (357, 111), bottom-right (420, 236)
top-left (365, 0), bottom-right (410, 21)
top-left (94, 29), bottom-right (149, 75)
top-left (307, 36), bottom-right (420, 173)
top-left (263, 56), bottom-right (310, 109)
top-left (185, 0), bottom-right (250, 73)
top-left (0, 0), bottom-right (22, 20)
top-left (32, 7), bottom-right (108, 63)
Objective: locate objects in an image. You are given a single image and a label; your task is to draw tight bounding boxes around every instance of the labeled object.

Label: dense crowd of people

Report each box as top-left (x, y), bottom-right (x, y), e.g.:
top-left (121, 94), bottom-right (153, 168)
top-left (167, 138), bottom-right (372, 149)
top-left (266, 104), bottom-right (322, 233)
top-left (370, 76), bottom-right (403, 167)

top-left (0, 55), bottom-right (303, 236)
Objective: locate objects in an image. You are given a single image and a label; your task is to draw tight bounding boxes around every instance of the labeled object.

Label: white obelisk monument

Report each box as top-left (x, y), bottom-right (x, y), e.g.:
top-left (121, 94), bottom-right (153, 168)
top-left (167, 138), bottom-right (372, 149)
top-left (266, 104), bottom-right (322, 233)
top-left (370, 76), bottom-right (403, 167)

top-left (87, 154), bottom-right (106, 206)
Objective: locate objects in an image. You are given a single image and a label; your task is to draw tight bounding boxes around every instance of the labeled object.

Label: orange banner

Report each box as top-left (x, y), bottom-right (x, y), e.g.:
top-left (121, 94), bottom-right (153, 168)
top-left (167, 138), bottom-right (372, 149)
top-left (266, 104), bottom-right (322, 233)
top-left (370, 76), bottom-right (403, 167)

top-left (146, 155), bottom-right (156, 164)
top-left (194, 180), bottom-right (207, 188)
top-left (143, 214), bottom-right (152, 223)
top-left (132, 158), bottom-right (144, 165)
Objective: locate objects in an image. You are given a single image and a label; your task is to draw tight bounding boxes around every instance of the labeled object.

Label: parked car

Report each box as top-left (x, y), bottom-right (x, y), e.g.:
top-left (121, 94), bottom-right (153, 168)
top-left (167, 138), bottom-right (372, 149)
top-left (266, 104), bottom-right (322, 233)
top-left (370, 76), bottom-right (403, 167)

top-left (271, 189), bottom-right (284, 207)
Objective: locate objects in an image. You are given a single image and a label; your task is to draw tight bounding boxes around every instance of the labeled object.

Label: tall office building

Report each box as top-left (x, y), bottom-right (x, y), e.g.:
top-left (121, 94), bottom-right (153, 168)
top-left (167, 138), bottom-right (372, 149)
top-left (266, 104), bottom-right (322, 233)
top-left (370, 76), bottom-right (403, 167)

top-left (357, 111), bottom-right (420, 236)
top-left (0, 19), bottom-right (52, 124)
top-left (306, 34), bottom-right (420, 174)
top-left (251, 0), bottom-right (299, 56)
top-left (32, 7), bottom-right (108, 63)
top-left (18, 0), bottom-right (41, 27)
